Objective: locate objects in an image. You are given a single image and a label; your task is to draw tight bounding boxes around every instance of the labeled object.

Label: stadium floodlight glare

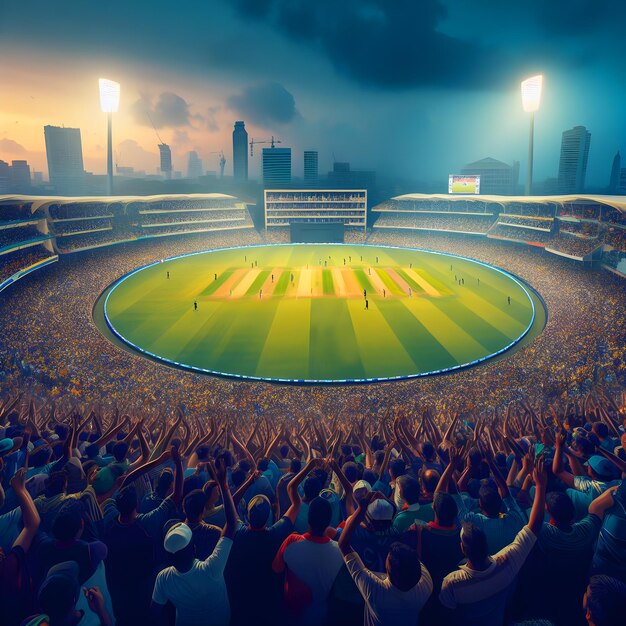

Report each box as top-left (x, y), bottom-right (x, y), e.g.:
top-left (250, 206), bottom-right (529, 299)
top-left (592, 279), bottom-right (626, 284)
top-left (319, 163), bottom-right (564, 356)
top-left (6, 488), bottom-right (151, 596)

top-left (99, 79), bottom-right (120, 196)
top-left (521, 74), bottom-right (543, 195)
top-left (99, 78), bottom-right (120, 113)
top-left (521, 74), bottom-right (542, 113)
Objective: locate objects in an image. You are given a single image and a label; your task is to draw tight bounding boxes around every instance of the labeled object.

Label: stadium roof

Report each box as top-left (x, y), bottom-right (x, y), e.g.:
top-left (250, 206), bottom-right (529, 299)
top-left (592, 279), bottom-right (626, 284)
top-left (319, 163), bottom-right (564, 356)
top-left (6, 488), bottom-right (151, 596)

top-left (0, 193), bottom-right (243, 212)
top-left (393, 193), bottom-right (626, 213)
top-left (462, 157), bottom-right (513, 170)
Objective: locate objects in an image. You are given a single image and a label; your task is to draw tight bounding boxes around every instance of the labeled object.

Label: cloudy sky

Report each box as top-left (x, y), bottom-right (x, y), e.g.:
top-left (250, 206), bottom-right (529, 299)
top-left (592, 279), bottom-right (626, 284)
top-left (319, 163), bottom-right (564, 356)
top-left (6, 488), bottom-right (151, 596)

top-left (1, 0), bottom-right (624, 187)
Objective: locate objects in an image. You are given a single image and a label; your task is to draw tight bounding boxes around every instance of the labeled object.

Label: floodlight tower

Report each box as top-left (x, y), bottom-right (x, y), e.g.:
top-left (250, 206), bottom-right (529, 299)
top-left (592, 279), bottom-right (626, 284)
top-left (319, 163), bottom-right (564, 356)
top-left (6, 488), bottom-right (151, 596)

top-left (99, 79), bottom-right (120, 196)
top-left (521, 74), bottom-right (543, 196)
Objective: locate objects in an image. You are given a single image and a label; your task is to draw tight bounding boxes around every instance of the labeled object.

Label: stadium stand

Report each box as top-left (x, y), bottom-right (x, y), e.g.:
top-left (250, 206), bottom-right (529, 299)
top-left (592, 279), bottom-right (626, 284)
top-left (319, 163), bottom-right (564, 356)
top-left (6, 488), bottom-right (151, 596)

top-left (0, 193), bottom-right (625, 626)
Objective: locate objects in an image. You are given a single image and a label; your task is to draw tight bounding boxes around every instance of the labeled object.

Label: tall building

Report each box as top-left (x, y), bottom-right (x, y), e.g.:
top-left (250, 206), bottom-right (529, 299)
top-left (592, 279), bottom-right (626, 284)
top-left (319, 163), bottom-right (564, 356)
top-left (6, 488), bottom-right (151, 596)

top-left (558, 126), bottom-right (591, 194)
top-left (11, 160), bottom-right (31, 190)
top-left (0, 160), bottom-right (10, 193)
top-left (327, 162), bottom-right (376, 190)
top-left (304, 151), bottom-right (318, 182)
top-left (44, 125), bottom-right (85, 194)
top-left (187, 151), bottom-right (203, 178)
top-left (460, 157), bottom-right (520, 195)
top-left (609, 151), bottom-right (621, 193)
top-left (159, 143), bottom-right (172, 179)
top-left (233, 121), bottom-right (248, 181)
top-left (262, 147), bottom-right (291, 187)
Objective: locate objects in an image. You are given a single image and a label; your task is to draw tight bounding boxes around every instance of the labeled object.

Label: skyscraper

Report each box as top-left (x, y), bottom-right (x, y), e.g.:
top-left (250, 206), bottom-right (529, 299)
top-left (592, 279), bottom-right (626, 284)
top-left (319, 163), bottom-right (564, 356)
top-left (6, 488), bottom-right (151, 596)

top-left (558, 126), bottom-right (591, 194)
top-left (10, 160), bottom-right (31, 191)
top-left (233, 121), bottom-right (248, 181)
top-left (304, 151), bottom-right (318, 182)
top-left (609, 151), bottom-right (621, 193)
top-left (187, 151), bottom-right (203, 178)
top-left (44, 125), bottom-right (85, 194)
top-left (262, 147), bottom-right (291, 187)
top-left (159, 144), bottom-right (172, 179)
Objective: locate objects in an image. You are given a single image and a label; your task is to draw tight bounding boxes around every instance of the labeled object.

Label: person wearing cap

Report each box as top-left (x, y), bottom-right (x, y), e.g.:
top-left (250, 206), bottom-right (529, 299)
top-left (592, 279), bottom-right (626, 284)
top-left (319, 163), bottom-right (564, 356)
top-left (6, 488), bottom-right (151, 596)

top-left (553, 431), bottom-right (621, 502)
top-left (272, 490), bottom-right (344, 626)
top-left (0, 468), bottom-right (40, 626)
top-left (438, 457), bottom-right (548, 626)
top-left (338, 490), bottom-right (432, 626)
top-left (225, 457), bottom-right (316, 626)
top-left (151, 458), bottom-right (237, 626)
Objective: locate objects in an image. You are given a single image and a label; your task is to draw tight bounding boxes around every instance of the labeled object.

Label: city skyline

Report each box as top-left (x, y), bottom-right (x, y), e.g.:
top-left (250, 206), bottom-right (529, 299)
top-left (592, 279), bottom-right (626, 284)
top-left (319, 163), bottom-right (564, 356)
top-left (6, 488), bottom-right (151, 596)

top-left (1, 1), bottom-right (625, 189)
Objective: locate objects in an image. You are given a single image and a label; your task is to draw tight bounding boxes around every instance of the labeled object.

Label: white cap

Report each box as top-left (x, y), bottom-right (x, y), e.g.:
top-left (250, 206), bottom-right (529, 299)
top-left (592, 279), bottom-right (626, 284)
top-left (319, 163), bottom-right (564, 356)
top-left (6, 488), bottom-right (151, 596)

top-left (367, 498), bottom-right (394, 521)
top-left (163, 523), bottom-right (193, 553)
top-left (353, 479), bottom-right (372, 493)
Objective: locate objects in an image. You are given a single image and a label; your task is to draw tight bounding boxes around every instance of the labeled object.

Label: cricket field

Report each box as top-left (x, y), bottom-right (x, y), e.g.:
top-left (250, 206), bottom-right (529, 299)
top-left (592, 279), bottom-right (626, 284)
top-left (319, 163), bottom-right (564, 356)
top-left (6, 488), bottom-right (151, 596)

top-left (99, 244), bottom-right (545, 382)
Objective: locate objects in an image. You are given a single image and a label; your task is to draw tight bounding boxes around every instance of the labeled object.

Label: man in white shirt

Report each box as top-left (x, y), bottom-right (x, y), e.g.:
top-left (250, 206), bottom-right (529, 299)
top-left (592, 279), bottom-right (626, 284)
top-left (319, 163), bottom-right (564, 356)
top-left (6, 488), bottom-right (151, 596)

top-left (151, 458), bottom-right (236, 626)
top-left (438, 457), bottom-right (548, 626)
top-left (339, 491), bottom-right (433, 626)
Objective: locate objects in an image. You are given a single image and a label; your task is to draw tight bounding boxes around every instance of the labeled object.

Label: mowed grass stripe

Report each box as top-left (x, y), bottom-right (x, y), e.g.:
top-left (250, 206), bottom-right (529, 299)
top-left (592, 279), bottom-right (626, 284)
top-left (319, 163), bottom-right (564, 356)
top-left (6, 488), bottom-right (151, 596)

top-left (273, 271), bottom-right (290, 296)
top-left (377, 300), bottom-right (457, 371)
top-left (346, 299), bottom-right (416, 376)
top-left (194, 300), bottom-right (279, 376)
top-left (200, 270), bottom-right (233, 296)
top-left (429, 298), bottom-right (516, 352)
top-left (401, 298), bottom-right (491, 364)
top-left (375, 269), bottom-right (406, 296)
top-left (353, 269), bottom-right (374, 294)
top-left (322, 270), bottom-right (334, 295)
top-left (246, 270), bottom-right (271, 296)
top-left (257, 299), bottom-right (311, 378)
top-left (309, 299), bottom-right (366, 380)
top-left (395, 268), bottom-right (425, 294)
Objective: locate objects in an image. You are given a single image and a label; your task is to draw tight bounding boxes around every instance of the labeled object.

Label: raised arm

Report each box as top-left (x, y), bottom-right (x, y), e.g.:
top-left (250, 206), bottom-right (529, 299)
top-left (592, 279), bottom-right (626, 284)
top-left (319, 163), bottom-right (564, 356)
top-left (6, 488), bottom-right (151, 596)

top-left (527, 457), bottom-right (547, 536)
top-left (11, 468), bottom-right (41, 551)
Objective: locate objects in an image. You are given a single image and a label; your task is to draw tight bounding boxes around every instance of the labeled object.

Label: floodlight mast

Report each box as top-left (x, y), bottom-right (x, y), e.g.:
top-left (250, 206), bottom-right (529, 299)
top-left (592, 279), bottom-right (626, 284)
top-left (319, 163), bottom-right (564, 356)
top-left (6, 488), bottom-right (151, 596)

top-left (521, 75), bottom-right (543, 196)
top-left (99, 79), bottom-right (120, 196)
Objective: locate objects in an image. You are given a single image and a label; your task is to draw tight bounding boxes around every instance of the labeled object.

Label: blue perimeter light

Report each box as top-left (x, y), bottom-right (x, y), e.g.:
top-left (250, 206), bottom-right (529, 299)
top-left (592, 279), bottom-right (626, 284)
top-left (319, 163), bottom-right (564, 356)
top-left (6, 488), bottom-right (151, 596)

top-left (103, 243), bottom-right (538, 385)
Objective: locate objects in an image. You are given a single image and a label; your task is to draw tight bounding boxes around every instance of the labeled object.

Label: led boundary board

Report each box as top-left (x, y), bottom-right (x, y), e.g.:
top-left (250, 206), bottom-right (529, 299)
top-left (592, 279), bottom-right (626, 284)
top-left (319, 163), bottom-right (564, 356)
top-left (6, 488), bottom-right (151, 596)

top-left (449, 175), bottom-right (481, 194)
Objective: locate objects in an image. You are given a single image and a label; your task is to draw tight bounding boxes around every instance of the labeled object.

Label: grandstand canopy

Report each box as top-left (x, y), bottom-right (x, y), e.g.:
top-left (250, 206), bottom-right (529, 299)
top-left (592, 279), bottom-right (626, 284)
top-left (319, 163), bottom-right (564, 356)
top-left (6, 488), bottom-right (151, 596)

top-left (0, 193), bottom-right (244, 213)
top-left (391, 193), bottom-right (626, 213)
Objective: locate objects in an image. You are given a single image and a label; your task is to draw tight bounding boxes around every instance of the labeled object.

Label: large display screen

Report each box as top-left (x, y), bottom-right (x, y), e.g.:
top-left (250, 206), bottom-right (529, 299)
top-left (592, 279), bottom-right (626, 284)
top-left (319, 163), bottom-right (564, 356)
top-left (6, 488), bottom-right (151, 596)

top-left (449, 175), bottom-right (480, 194)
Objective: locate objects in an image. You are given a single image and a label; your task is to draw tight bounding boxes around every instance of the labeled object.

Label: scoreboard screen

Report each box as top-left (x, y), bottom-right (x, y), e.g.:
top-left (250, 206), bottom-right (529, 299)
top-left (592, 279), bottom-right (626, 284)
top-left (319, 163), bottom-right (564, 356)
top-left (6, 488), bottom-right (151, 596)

top-left (449, 175), bottom-right (480, 194)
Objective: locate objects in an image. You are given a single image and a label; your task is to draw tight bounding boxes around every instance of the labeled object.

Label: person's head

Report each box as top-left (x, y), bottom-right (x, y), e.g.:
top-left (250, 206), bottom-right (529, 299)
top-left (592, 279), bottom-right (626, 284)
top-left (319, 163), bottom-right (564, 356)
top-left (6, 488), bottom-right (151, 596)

top-left (279, 444), bottom-right (290, 459)
top-left (342, 461), bottom-right (359, 484)
top-left (421, 469), bottom-right (440, 497)
top-left (112, 441), bottom-right (129, 463)
top-left (307, 496), bottom-right (332, 536)
top-left (546, 491), bottom-right (575, 527)
top-left (156, 468), bottom-right (174, 497)
top-left (247, 494), bottom-right (272, 529)
top-left (373, 450), bottom-right (385, 468)
top-left (365, 497), bottom-right (395, 531)
top-left (422, 441), bottom-right (435, 461)
top-left (183, 489), bottom-right (208, 522)
top-left (386, 542), bottom-right (422, 591)
top-left (84, 443), bottom-right (100, 460)
top-left (583, 575), bottom-right (626, 626)
top-left (388, 458), bottom-right (406, 481)
top-left (460, 522), bottom-right (489, 565)
top-left (37, 561), bottom-right (81, 625)
top-left (257, 457), bottom-right (270, 472)
top-left (183, 474), bottom-right (205, 498)
top-left (303, 475), bottom-right (322, 502)
top-left (44, 471), bottom-right (68, 498)
top-left (52, 500), bottom-right (84, 542)
top-left (586, 456), bottom-right (615, 482)
top-left (478, 483), bottom-right (502, 518)
top-left (30, 447), bottom-right (52, 468)
top-left (203, 480), bottom-right (220, 508)
top-left (433, 492), bottom-right (458, 527)
top-left (592, 422), bottom-right (609, 441)
top-left (231, 466), bottom-right (247, 488)
top-left (289, 458), bottom-right (302, 473)
top-left (362, 469), bottom-right (378, 486)
top-left (396, 474), bottom-right (420, 506)
top-left (164, 522), bottom-right (196, 571)
top-left (115, 485), bottom-right (139, 517)
top-left (196, 446), bottom-right (210, 462)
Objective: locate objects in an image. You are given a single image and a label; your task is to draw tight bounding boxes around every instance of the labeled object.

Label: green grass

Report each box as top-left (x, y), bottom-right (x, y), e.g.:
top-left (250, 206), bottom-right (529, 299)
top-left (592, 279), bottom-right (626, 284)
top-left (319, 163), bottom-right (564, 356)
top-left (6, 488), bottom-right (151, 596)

top-left (103, 244), bottom-right (540, 381)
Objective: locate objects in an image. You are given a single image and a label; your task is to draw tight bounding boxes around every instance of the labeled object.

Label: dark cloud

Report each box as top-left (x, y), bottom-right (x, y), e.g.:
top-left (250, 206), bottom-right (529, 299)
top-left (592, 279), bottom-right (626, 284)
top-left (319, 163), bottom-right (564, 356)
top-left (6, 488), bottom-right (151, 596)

top-left (227, 83), bottom-right (297, 127)
top-left (130, 92), bottom-right (196, 129)
top-left (206, 106), bottom-right (220, 132)
top-left (229, 0), bottom-right (500, 89)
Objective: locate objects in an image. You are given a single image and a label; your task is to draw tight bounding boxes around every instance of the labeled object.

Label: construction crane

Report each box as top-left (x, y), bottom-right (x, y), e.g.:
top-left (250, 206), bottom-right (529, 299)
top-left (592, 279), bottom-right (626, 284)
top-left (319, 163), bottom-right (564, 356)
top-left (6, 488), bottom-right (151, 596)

top-left (249, 136), bottom-right (281, 157)
top-left (207, 151), bottom-right (226, 177)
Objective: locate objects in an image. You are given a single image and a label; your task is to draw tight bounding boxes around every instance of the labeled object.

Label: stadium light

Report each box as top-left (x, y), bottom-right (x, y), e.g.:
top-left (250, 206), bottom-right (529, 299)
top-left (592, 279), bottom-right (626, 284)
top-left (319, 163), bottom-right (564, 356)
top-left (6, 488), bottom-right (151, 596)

top-left (521, 74), bottom-right (543, 195)
top-left (99, 78), bottom-right (120, 196)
